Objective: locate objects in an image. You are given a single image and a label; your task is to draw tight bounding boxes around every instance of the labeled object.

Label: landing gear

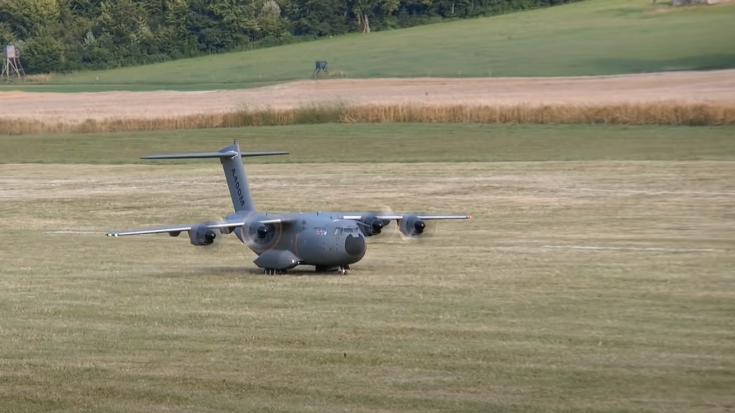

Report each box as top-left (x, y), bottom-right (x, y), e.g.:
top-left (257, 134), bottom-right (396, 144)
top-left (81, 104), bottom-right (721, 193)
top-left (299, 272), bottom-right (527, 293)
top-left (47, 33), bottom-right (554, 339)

top-left (314, 265), bottom-right (349, 275)
top-left (263, 268), bottom-right (287, 275)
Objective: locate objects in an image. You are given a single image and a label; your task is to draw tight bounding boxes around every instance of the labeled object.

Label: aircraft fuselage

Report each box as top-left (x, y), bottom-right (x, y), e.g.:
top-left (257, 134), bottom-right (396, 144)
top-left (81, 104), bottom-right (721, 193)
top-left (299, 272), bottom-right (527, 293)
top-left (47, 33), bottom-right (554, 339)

top-left (227, 212), bottom-right (367, 270)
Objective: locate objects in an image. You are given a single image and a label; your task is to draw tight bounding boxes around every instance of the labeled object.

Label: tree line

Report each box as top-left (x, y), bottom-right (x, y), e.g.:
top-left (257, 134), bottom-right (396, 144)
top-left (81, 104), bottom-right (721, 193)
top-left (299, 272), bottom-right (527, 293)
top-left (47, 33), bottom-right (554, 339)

top-left (0, 0), bottom-right (580, 74)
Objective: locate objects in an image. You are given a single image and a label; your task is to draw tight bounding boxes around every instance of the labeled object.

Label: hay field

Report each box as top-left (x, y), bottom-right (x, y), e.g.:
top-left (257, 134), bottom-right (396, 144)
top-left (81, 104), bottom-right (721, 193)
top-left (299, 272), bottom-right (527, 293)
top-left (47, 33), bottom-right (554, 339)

top-left (1, 70), bottom-right (735, 134)
top-left (2, 70), bottom-right (735, 123)
top-left (1, 128), bottom-right (734, 412)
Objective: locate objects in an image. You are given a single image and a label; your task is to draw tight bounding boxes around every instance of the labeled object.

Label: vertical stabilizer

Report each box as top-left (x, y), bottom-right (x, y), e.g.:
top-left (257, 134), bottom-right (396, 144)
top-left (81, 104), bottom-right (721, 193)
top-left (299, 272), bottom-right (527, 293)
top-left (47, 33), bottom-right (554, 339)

top-left (219, 142), bottom-right (255, 211)
top-left (140, 142), bottom-right (289, 213)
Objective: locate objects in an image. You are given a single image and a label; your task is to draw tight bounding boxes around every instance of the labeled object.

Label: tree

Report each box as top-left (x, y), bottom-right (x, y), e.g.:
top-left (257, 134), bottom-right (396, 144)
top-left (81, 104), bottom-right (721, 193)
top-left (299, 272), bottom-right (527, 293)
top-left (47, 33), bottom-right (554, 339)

top-left (96, 0), bottom-right (153, 62)
top-left (349, 0), bottom-right (399, 33)
top-left (257, 0), bottom-right (288, 39)
top-left (1, 0), bottom-right (582, 73)
top-left (286, 0), bottom-right (352, 36)
top-left (23, 35), bottom-right (65, 72)
top-left (156, 0), bottom-right (198, 57)
top-left (0, 21), bottom-right (16, 44)
top-left (0, 0), bottom-right (61, 38)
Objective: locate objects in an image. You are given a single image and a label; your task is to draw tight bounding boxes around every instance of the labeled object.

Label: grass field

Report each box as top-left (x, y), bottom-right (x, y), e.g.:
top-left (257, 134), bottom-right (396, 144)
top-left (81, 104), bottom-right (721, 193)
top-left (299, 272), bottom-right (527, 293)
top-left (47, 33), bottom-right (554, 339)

top-left (2, 0), bottom-right (735, 91)
top-left (2, 124), bottom-right (735, 164)
top-left (1, 124), bottom-right (734, 412)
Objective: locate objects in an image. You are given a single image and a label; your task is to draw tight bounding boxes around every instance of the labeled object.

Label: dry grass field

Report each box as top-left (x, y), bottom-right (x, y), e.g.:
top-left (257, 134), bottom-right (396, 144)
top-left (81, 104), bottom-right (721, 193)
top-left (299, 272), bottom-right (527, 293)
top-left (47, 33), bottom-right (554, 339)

top-left (1, 70), bottom-right (734, 134)
top-left (1, 127), bottom-right (734, 412)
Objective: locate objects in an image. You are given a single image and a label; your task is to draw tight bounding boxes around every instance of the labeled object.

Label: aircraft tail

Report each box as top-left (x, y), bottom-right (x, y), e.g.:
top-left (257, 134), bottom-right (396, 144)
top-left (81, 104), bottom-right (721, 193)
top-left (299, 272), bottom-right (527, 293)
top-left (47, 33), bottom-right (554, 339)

top-left (141, 142), bottom-right (288, 212)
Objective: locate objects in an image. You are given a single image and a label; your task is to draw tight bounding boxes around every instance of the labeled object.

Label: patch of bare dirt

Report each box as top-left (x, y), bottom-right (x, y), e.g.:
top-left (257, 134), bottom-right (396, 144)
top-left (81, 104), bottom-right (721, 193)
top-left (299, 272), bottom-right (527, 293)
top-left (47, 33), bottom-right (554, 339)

top-left (1, 70), bottom-right (734, 124)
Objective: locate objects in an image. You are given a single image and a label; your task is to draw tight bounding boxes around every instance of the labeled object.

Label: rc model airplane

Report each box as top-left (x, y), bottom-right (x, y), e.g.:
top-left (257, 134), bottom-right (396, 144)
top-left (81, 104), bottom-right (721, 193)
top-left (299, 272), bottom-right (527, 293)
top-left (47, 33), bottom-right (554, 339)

top-left (106, 142), bottom-right (471, 275)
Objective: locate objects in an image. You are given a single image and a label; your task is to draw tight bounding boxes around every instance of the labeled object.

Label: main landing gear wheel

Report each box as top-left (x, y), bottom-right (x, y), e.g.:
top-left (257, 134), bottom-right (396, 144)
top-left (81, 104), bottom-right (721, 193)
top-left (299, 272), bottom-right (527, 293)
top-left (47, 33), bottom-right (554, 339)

top-left (314, 265), bottom-right (349, 275)
top-left (263, 268), bottom-right (287, 275)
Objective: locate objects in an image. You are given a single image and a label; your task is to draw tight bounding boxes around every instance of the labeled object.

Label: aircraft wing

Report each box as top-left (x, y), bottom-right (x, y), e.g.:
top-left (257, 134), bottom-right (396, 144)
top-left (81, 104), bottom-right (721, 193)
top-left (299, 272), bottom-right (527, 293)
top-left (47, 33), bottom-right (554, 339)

top-left (339, 213), bottom-right (470, 238)
top-left (340, 214), bottom-right (472, 221)
top-left (106, 217), bottom-right (290, 237)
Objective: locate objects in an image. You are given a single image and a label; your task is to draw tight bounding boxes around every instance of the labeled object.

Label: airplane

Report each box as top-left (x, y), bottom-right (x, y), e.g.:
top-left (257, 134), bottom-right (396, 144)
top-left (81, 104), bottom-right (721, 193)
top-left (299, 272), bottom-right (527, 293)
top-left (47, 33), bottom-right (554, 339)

top-left (106, 141), bottom-right (471, 275)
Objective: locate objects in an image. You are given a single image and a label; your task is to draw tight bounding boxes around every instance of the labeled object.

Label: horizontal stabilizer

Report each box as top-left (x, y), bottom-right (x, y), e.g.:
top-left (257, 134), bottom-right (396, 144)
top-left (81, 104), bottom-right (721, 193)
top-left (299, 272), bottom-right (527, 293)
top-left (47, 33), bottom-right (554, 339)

top-left (139, 142), bottom-right (288, 212)
top-left (141, 151), bottom-right (289, 160)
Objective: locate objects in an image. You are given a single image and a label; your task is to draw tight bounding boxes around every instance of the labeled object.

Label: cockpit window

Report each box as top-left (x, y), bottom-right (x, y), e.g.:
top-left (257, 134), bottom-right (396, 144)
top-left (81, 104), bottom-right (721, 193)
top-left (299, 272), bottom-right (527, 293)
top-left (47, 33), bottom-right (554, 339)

top-left (343, 227), bottom-right (354, 233)
top-left (334, 228), bottom-right (342, 235)
top-left (334, 227), bottom-right (356, 235)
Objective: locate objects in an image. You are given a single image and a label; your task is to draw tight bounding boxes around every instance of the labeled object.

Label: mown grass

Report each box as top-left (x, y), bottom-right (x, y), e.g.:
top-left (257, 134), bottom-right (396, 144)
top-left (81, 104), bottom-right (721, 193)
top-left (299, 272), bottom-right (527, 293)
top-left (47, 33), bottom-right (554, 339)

top-left (2, 101), bottom-right (734, 135)
top-left (2, 0), bottom-right (734, 91)
top-left (1, 156), bottom-right (734, 412)
top-left (2, 124), bottom-right (735, 164)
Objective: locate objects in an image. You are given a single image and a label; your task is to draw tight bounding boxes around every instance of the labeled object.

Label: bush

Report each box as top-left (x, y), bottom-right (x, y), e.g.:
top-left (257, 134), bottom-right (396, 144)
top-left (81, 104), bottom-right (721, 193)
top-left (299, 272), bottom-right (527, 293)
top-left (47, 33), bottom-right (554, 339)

top-left (22, 36), bottom-right (65, 74)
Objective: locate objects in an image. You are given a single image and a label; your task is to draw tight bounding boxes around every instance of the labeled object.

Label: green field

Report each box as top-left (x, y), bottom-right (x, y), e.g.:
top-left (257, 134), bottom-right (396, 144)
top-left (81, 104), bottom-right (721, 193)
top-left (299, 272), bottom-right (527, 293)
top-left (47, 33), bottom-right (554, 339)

top-left (2, 124), bottom-right (735, 164)
top-left (3, 0), bottom-right (735, 92)
top-left (1, 124), bottom-right (734, 412)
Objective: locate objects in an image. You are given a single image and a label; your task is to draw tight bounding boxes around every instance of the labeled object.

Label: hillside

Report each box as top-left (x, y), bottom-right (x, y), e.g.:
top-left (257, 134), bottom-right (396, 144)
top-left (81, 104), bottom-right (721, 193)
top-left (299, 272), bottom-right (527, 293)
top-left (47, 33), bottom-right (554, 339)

top-left (10, 0), bottom-right (735, 91)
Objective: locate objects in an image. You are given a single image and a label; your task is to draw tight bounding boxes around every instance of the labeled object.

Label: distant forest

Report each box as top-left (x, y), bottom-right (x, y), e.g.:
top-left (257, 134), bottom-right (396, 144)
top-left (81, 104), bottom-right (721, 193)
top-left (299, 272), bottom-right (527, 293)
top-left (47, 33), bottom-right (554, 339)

top-left (0, 0), bottom-right (580, 74)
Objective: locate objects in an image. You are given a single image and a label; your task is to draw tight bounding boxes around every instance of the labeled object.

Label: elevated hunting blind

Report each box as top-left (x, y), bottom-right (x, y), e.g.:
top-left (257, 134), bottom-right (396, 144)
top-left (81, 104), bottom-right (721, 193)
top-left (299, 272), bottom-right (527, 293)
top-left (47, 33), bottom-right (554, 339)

top-left (1, 44), bottom-right (25, 80)
top-left (313, 61), bottom-right (328, 77)
top-left (3, 44), bottom-right (16, 58)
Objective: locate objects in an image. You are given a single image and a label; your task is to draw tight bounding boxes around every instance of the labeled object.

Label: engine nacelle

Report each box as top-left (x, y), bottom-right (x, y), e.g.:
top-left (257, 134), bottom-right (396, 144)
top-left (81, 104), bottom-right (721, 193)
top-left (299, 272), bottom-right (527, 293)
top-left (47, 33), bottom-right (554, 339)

top-left (399, 215), bottom-right (426, 238)
top-left (238, 219), bottom-right (282, 253)
top-left (189, 223), bottom-right (218, 246)
top-left (357, 214), bottom-right (384, 236)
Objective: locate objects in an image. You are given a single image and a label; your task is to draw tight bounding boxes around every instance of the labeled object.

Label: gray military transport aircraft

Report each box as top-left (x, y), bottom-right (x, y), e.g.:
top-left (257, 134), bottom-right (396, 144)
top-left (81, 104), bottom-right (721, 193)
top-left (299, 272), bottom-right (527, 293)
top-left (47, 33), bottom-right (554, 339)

top-left (106, 142), bottom-right (471, 275)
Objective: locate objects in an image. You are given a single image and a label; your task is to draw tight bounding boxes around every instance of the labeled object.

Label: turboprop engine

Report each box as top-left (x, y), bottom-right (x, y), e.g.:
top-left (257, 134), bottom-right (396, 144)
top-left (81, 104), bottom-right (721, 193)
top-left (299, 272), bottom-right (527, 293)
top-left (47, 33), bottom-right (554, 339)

top-left (189, 223), bottom-right (218, 246)
top-left (357, 214), bottom-right (385, 236)
top-left (398, 215), bottom-right (426, 238)
top-left (229, 215), bottom-right (282, 253)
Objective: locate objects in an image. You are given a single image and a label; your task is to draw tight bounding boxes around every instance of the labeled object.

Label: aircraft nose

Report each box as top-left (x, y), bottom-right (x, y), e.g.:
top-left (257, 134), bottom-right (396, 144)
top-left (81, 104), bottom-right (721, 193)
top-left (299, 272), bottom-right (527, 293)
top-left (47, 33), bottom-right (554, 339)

top-left (344, 233), bottom-right (366, 257)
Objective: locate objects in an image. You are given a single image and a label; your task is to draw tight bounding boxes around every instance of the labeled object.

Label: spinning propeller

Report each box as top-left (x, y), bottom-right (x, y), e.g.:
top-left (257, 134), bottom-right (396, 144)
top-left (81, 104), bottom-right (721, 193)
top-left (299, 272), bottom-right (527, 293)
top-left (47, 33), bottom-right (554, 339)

top-left (235, 211), bottom-right (280, 251)
top-left (379, 205), bottom-right (434, 243)
top-left (186, 216), bottom-right (232, 249)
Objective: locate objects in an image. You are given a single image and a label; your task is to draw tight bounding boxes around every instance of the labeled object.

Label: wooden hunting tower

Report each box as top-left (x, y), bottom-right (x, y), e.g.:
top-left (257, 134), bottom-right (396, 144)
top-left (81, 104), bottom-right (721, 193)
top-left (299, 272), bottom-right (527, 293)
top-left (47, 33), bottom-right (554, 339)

top-left (1, 44), bottom-right (25, 80)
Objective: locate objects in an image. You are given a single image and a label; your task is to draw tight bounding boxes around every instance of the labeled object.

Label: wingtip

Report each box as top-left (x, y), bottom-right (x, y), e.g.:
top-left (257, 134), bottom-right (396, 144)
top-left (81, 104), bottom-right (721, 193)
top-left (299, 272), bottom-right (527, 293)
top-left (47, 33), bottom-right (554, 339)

top-left (468, 215), bottom-right (472, 220)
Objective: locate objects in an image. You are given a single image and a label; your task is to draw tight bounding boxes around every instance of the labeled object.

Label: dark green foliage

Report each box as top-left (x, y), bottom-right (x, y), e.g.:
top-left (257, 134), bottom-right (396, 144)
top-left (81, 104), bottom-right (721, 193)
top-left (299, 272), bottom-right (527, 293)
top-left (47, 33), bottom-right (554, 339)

top-left (23, 36), bottom-right (65, 73)
top-left (0, 0), bottom-right (580, 74)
